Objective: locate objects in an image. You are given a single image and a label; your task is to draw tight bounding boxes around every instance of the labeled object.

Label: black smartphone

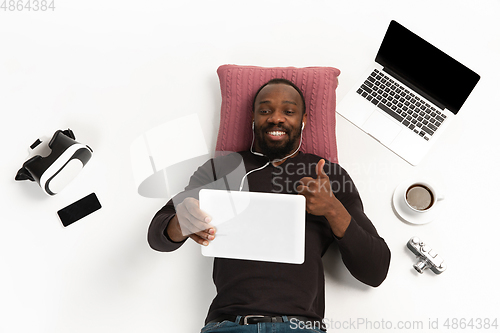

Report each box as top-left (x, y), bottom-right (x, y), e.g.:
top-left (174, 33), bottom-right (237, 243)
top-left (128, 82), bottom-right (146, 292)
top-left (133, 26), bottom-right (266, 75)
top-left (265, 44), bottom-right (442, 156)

top-left (57, 193), bottom-right (102, 227)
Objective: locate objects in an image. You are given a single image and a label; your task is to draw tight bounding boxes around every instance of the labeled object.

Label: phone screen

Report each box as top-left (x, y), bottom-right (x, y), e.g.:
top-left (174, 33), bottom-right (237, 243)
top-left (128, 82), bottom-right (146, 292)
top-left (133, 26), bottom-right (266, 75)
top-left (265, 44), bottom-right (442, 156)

top-left (57, 193), bottom-right (101, 227)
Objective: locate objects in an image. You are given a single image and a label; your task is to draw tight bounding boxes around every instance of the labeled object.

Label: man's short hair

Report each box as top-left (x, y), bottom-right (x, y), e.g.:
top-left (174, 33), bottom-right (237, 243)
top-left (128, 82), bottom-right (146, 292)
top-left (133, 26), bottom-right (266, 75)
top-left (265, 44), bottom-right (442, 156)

top-left (252, 78), bottom-right (306, 115)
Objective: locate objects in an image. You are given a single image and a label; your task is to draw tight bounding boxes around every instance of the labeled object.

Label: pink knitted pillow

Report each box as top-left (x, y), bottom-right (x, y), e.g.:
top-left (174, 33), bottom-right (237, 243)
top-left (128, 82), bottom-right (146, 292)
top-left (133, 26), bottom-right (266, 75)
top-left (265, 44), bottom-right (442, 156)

top-left (215, 64), bottom-right (340, 163)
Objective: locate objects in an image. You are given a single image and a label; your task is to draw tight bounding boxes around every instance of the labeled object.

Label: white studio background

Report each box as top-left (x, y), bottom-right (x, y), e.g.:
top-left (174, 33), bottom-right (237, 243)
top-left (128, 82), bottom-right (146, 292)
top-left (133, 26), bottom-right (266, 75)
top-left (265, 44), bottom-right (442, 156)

top-left (1, 1), bottom-right (499, 332)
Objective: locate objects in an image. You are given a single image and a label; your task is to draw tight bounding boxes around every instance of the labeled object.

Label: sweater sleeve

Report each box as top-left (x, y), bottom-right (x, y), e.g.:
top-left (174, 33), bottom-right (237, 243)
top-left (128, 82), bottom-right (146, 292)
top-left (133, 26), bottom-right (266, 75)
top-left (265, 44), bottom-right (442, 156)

top-left (147, 158), bottom-right (218, 252)
top-left (147, 154), bottom-right (246, 252)
top-left (331, 164), bottom-right (391, 287)
top-left (147, 201), bottom-right (187, 252)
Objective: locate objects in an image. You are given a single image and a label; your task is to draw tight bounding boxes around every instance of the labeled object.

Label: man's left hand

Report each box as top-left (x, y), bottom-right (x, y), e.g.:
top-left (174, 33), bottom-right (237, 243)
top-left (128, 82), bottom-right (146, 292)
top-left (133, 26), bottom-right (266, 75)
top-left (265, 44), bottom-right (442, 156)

top-left (297, 159), bottom-right (351, 237)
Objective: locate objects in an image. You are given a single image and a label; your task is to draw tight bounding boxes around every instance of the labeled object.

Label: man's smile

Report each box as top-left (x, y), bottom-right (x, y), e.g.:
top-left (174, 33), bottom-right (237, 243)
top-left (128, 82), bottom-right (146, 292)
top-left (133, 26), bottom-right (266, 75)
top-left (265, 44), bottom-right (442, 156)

top-left (266, 129), bottom-right (287, 141)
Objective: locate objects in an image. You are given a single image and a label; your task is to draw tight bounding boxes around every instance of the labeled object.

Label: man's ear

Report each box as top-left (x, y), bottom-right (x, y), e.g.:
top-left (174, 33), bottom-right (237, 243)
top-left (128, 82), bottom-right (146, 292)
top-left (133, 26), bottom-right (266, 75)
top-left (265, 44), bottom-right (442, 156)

top-left (302, 113), bottom-right (308, 129)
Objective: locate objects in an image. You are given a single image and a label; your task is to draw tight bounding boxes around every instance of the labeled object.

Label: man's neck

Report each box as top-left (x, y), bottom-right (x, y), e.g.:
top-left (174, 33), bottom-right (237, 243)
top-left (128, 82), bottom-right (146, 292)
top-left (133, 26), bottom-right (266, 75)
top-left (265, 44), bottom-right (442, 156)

top-left (271, 150), bottom-right (301, 167)
top-left (252, 143), bottom-right (302, 166)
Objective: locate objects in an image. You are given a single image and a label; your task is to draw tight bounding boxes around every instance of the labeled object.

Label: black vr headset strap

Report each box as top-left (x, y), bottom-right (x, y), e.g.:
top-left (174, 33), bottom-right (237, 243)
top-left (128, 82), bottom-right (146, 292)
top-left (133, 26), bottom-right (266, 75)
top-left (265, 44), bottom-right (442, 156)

top-left (15, 168), bottom-right (35, 181)
top-left (15, 155), bottom-right (41, 182)
top-left (48, 129), bottom-right (76, 148)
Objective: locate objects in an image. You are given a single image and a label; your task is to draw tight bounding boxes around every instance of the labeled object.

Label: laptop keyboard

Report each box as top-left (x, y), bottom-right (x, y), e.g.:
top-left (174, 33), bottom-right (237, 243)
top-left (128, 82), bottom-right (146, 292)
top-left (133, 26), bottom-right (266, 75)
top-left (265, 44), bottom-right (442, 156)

top-left (357, 69), bottom-right (446, 141)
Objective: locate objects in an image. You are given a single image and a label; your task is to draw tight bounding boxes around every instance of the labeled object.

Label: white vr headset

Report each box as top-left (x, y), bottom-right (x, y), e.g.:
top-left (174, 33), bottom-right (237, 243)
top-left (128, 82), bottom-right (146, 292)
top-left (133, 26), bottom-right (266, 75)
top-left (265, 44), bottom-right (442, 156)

top-left (16, 129), bottom-right (92, 196)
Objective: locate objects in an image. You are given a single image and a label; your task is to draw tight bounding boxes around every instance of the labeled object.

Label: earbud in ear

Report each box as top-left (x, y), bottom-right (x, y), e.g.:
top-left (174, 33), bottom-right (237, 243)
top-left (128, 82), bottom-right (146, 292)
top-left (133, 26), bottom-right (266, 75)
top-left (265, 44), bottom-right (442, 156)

top-left (252, 122), bottom-right (255, 130)
top-left (302, 122), bottom-right (305, 130)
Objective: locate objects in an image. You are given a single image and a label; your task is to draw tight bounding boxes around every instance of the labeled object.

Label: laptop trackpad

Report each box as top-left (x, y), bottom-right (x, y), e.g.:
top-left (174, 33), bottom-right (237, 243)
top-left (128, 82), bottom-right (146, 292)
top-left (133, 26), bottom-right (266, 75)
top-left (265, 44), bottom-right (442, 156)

top-left (362, 111), bottom-right (402, 145)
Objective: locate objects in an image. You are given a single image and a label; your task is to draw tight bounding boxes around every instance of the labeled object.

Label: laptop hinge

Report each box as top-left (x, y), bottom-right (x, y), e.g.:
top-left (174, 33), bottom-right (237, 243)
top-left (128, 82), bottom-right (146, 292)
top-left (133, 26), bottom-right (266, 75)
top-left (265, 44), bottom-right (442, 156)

top-left (383, 67), bottom-right (446, 111)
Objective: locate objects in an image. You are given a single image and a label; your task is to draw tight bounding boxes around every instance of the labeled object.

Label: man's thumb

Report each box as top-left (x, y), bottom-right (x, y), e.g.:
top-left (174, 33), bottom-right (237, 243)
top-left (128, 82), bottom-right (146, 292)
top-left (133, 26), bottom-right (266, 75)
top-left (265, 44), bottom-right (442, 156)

top-left (316, 159), bottom-right (328, 179)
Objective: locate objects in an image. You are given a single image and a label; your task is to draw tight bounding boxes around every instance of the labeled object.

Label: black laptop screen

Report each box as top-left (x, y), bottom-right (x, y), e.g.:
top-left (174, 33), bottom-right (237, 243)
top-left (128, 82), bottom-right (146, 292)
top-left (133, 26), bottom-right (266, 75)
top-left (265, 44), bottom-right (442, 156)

top-left (375, 20), bottom-right (480, 114)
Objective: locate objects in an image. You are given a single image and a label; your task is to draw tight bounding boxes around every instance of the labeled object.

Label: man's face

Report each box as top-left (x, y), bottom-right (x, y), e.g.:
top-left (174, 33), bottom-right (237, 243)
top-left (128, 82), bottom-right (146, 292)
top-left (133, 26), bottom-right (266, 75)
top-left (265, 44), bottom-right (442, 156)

top-left (253, 83), bottom-right (306, 161)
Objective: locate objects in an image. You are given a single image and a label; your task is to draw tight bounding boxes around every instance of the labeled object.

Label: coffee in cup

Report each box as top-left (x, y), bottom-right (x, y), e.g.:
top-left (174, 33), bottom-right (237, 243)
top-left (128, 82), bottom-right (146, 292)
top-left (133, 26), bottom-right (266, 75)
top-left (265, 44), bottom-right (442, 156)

top-left (405, 183), bottom-right (442, 212)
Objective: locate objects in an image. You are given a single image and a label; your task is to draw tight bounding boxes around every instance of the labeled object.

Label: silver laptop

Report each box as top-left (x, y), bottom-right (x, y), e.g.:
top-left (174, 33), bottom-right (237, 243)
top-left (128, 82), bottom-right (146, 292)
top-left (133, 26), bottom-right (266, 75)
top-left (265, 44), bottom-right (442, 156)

top-left (199, 189), bottom-right (306, 264)
top-left (337, 20), bottom-right (480, 165)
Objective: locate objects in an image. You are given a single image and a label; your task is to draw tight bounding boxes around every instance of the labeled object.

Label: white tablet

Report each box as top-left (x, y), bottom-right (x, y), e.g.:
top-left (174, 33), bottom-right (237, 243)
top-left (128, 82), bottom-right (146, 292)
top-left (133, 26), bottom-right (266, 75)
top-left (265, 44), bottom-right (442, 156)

top-left (199, 189), bottom-right (306, 264)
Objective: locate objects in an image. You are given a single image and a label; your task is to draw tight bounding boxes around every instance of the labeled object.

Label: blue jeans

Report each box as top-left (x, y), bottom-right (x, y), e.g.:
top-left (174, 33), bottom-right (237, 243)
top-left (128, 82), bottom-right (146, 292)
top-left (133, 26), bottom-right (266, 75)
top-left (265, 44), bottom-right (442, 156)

top-left (200, 316), bottom-right (326, 333)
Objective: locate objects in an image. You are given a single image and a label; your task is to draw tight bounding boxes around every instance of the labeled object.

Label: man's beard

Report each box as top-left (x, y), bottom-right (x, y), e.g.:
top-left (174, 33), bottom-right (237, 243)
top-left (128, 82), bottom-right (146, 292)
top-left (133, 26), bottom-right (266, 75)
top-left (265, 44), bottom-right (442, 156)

top-left (255, 124), bottom-right (302, 161)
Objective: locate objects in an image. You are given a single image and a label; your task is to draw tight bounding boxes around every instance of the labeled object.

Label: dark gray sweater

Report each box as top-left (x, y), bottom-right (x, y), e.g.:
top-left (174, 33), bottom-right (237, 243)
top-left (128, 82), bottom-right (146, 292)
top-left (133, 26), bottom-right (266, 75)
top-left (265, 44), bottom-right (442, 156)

top-left (148, 151), bottom-right (391, 324)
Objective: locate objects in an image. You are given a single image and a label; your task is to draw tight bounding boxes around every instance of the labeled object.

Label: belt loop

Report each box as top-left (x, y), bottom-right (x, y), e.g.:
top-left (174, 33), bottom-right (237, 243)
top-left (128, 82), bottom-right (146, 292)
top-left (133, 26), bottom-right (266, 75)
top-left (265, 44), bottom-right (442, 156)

top-left (235, 315), bottom-right (242, 324)
top-left (282, 315), bottom-right (289, 322)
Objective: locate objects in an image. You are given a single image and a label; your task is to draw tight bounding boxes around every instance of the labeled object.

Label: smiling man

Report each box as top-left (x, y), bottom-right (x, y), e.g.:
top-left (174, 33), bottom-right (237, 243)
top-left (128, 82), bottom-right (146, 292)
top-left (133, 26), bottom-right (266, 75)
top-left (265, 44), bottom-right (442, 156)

top-left (148, 79), bottom-right (391, 333)
top-left (252, 79), bottom-right (306, 162)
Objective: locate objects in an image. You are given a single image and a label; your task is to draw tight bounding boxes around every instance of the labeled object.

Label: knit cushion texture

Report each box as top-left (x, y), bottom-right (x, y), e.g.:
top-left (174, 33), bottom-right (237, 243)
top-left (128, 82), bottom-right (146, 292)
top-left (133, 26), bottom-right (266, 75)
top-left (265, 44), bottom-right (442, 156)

top-left (215, 64), bottom-right (340, 163)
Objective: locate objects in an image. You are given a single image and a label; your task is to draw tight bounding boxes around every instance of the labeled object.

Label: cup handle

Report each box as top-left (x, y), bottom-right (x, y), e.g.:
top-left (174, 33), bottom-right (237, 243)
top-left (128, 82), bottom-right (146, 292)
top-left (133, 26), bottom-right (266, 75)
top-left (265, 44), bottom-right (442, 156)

top-left (436, 193), bottom-right (445, 201)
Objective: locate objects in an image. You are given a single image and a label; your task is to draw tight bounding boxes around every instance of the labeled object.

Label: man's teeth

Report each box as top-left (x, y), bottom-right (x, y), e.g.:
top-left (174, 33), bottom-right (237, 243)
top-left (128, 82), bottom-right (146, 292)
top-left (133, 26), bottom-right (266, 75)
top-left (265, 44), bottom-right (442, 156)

top-left (268, 131), bottom-right (286, 136)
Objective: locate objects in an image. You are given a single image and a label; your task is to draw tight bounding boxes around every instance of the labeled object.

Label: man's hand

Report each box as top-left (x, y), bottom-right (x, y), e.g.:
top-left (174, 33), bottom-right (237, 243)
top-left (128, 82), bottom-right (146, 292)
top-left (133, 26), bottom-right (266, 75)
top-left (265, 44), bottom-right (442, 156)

top-left (166, 197), bottom-right (215, 246)
top-left (297, 159), bottom-right (351, 237)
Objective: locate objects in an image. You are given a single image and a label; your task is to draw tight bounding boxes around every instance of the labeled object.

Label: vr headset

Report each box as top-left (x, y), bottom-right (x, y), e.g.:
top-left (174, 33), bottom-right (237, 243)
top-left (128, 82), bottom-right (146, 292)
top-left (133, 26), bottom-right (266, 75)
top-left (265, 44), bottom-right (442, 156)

top-left (16, 129), bottom-right (93, 196)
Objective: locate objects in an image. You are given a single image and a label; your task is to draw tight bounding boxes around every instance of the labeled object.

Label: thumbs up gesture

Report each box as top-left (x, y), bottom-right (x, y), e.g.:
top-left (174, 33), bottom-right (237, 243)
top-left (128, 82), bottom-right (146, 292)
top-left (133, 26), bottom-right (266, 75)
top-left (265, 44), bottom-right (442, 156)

top-left (297, 159), bottom-right (334, 217)
top-left (297, 159), bottom-right (351, 237)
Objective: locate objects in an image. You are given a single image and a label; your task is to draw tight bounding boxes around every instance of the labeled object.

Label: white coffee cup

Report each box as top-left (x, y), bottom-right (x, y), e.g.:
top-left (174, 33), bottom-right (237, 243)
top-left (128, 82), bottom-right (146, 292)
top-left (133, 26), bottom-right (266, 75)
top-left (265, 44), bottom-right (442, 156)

top-left (404, 182), bottom-right (444, 213)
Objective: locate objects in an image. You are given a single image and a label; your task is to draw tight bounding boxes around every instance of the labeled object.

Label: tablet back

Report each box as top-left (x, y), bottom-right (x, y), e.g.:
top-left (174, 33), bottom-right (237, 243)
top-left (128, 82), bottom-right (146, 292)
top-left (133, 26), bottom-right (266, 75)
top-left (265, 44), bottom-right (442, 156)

top-left (200, 189), bottom-right (306, 264)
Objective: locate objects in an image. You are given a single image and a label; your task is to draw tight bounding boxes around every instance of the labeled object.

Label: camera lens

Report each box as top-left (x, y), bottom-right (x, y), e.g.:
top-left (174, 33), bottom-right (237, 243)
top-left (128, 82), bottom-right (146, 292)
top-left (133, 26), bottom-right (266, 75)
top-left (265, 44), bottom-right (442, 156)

top-left (414, 260), bottom-right (428, 274)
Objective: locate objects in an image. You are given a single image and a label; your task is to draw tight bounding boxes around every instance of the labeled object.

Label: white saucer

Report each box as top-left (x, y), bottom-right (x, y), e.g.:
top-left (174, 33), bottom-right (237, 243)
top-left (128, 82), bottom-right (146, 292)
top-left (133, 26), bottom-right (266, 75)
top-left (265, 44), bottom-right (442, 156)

top-left (392, 179), bottom-right (445, 225)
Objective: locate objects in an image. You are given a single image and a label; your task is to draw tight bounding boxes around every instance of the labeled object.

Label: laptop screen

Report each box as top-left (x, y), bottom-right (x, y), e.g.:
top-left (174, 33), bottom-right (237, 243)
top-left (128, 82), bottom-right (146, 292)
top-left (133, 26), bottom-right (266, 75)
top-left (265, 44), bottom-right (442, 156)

top-left (375, 20), bottom-right (480, 114)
